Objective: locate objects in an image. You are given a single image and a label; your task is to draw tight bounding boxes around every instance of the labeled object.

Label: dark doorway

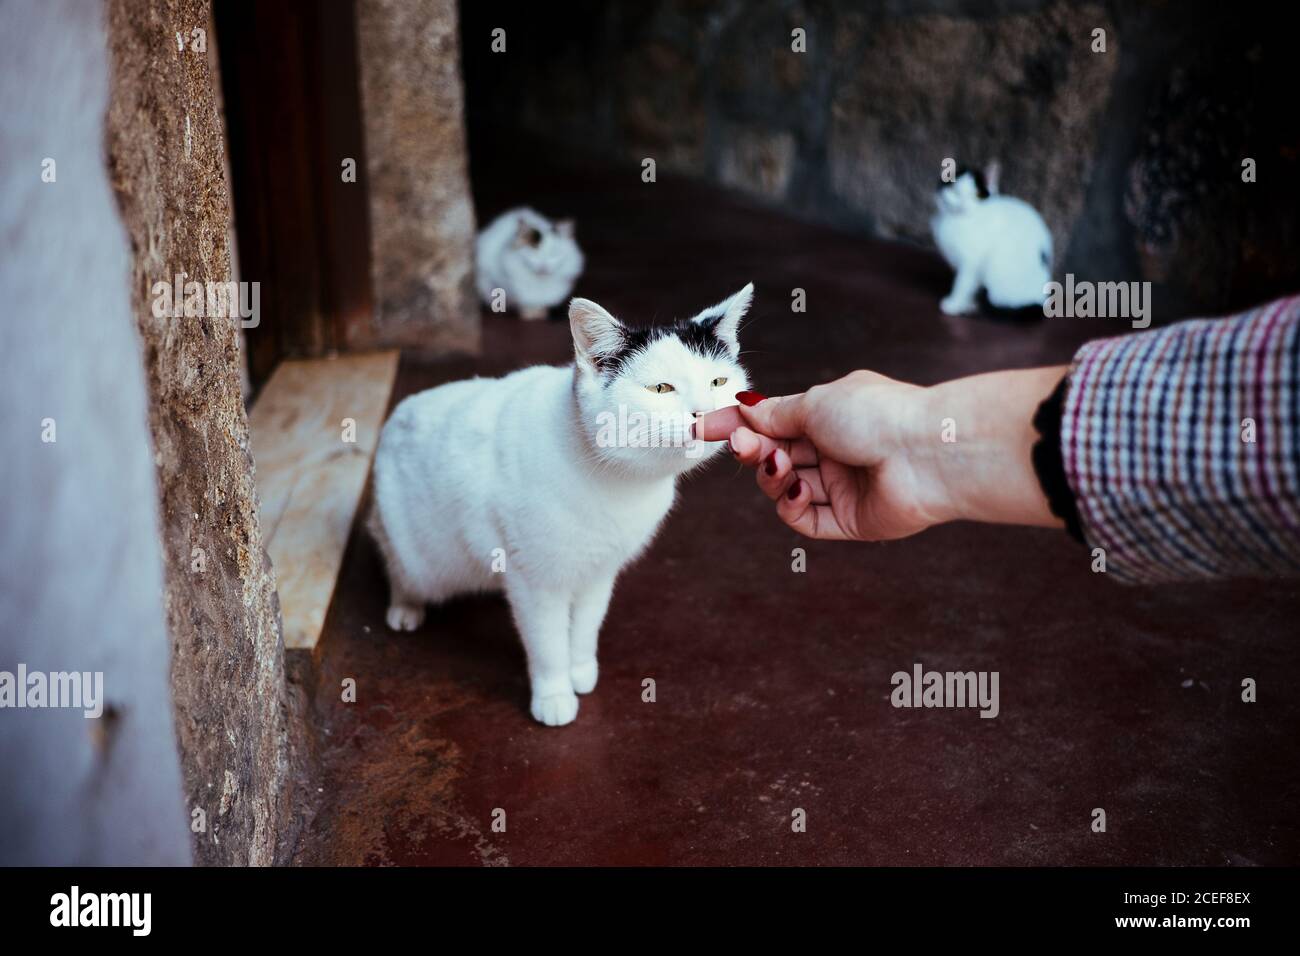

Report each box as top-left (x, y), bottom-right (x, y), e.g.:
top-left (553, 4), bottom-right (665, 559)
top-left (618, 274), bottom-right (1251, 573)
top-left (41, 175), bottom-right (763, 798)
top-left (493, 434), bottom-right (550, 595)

top-left (213, 0), bottom-right (375, 392)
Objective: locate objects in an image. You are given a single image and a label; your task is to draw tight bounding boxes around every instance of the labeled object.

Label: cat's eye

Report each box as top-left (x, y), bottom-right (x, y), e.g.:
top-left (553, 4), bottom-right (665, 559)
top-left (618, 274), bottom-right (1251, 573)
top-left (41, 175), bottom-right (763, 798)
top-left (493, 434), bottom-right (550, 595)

top-left (711, 377), bottom-right (728, 387)
top-left (648, 383), bottom-right (675, 394)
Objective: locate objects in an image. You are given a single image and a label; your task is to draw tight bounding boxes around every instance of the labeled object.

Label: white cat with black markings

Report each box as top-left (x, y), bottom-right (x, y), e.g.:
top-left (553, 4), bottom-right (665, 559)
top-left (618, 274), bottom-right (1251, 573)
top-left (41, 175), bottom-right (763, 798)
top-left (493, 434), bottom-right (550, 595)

top-left (368, 284), bottom-right (753, 726)
top-left (475, 207), bottom-right (585, 320)
top-left (930, 163), bottom-right (1053, 315)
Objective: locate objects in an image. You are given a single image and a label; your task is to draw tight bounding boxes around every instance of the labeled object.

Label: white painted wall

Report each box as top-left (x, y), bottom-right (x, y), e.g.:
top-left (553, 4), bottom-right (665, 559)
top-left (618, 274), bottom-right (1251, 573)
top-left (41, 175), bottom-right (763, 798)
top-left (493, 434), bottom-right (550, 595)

top-left (0, 0), bottom-right (190, 865)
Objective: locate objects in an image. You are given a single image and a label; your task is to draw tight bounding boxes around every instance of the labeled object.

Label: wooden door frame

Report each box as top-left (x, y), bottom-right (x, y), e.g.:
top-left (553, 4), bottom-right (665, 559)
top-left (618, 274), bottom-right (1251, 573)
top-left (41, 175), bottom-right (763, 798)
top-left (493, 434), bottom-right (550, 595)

top-left (213, 0), bottom-right (375, 393)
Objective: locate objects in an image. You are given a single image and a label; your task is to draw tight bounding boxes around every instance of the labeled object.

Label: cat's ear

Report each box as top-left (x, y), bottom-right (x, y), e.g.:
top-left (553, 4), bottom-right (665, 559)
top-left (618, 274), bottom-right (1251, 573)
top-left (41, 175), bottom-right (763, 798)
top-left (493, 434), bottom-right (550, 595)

top-left (555, 219), bottom-right (576, 239)
top-left (691, 282), bottom-right (752, 358)
top-left (569, 298), bottom-right (625, 375)
top-left (984, 160), bottom-right (1001, 195)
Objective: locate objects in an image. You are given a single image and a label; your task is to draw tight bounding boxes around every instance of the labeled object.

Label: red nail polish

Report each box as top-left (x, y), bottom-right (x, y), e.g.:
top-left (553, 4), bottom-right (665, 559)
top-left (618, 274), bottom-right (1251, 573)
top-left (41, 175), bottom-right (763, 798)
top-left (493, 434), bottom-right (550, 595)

top-left (764, 451), bottom-right (777, 476)
top-left (736, 391), bottom-right (767, 407)
top-left (786, 480), bottom-right (801, 500)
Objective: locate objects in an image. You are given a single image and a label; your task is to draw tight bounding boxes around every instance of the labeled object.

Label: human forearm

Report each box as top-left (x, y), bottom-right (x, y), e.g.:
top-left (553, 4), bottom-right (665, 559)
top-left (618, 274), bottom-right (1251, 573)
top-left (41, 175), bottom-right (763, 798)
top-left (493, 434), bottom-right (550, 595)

top-left (920, 366), bottom-right (1068, 529)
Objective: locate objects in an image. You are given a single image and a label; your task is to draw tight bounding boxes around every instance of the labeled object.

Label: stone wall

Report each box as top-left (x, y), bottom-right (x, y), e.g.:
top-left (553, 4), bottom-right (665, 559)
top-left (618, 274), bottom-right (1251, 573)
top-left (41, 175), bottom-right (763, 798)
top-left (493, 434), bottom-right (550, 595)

top-left (356, 0), bottom-right (479, 354)
top-left (462, 0), bottom-right (1300, 318)
top-left (106, 0), bottom-right (303, 866)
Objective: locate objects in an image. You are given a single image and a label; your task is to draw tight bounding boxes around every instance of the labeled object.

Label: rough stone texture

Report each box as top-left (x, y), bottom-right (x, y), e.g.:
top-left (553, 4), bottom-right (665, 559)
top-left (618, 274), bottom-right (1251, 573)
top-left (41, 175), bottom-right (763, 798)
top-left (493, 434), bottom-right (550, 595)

top-left (0, 0), bottom-right (190, 865)
top-left (826, 3), bottom-right (1117, 265)
top-left (105, 0), bottom-right (303, 866)
top-left (1118, 28), bottom-right (1300, 317)
top-left (356, 0), bottom-right (479, 355)
top-left (462, 0), bottom-right (1300, 318)
top-left (717, 125), bottom-right (798, 201)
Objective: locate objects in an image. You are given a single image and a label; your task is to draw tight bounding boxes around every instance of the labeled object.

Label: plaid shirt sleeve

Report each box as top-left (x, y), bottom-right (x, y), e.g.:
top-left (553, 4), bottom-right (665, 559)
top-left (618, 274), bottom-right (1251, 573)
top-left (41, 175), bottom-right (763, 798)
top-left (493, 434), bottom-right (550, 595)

top-left (1060, 294), bottom-right (1300, 584)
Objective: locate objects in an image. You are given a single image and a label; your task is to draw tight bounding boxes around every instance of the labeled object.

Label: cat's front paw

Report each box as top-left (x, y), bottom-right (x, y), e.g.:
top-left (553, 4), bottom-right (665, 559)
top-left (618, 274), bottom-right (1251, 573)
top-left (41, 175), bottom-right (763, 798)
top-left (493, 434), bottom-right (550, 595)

top-left (385, 603), bottom-right (425, 632)
top-left (940, 294), bottom-right (976, 316)
top-left (530, 690), bottom-right (579, 727)
top-left (570, 659), bottom-right (598, 694)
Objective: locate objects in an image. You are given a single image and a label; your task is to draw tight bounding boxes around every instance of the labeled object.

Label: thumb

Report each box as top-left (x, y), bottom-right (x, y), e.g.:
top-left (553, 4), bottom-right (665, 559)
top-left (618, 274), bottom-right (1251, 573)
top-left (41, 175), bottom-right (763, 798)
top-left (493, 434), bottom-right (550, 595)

top-left (737, 392), bottom-right (808, 439)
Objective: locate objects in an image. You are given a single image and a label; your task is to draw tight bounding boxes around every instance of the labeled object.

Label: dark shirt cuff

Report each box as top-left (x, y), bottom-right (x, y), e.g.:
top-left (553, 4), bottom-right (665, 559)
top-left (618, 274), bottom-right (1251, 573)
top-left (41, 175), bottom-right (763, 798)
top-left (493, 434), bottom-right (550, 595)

top-left (1031, 375), bottom-right (1085, 544)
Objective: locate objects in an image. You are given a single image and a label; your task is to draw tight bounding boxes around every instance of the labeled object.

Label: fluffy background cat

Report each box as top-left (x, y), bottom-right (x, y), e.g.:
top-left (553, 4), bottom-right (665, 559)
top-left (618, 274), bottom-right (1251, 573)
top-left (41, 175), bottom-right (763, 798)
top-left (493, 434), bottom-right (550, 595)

top-left (930, 163), bottom-right (1052, 316)
top-left (368, 284), bottom-right (753, 726)
top-left (475, 207), bottom-right (585, 319)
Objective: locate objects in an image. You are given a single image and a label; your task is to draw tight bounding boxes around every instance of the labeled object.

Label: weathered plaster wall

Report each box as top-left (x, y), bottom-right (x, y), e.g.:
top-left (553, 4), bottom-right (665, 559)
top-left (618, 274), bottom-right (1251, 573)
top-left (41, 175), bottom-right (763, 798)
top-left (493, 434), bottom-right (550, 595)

top-left (356, 0), bottom-right (479, 354)
top-left (463, 0), bottom-right (1300, 318)
top-left (0, 0), bottom-right (190, 865)
top-left (105, 0), bottom-right (303, 865)
top-left (822, 3), bottom-right (1116, 269)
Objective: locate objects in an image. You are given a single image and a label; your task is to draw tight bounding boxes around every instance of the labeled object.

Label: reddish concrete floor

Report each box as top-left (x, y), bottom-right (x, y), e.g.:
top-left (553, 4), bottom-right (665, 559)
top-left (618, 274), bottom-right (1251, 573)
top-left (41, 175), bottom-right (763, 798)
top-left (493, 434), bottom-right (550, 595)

top-left (295, 147), bottom-right (1300, 866)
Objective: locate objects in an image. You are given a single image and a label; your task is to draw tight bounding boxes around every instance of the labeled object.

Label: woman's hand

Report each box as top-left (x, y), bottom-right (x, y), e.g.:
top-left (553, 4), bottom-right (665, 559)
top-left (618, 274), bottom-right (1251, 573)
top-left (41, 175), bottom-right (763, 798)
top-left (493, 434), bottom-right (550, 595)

top-left (695, 367), bottom-right (1068, 541)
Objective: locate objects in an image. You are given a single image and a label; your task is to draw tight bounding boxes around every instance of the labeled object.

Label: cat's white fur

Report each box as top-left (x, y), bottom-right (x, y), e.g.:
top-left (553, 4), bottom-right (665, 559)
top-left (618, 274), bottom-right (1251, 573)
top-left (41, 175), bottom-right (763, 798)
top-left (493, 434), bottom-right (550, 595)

top-left (475, 207), bottom-right (585, 320)
top-left (931, 165), bottom-right (1053, 315)
top-left (368, 285), bottom-right (753, 726)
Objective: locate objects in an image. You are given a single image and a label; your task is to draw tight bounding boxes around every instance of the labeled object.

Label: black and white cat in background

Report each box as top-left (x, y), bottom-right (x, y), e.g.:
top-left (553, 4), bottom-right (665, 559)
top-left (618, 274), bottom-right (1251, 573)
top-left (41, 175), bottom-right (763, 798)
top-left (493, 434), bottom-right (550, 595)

top-left (475, 207), bottom-right (585, 320)
top-left (930, 162), bottom-right (1053, 316)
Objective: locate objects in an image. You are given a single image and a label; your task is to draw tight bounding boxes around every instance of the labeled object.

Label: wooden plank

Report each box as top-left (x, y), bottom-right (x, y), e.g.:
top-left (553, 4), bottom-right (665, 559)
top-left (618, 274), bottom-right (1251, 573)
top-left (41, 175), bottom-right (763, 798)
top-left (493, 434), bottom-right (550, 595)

top-left (248, 350), bottom-right (399, 651)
